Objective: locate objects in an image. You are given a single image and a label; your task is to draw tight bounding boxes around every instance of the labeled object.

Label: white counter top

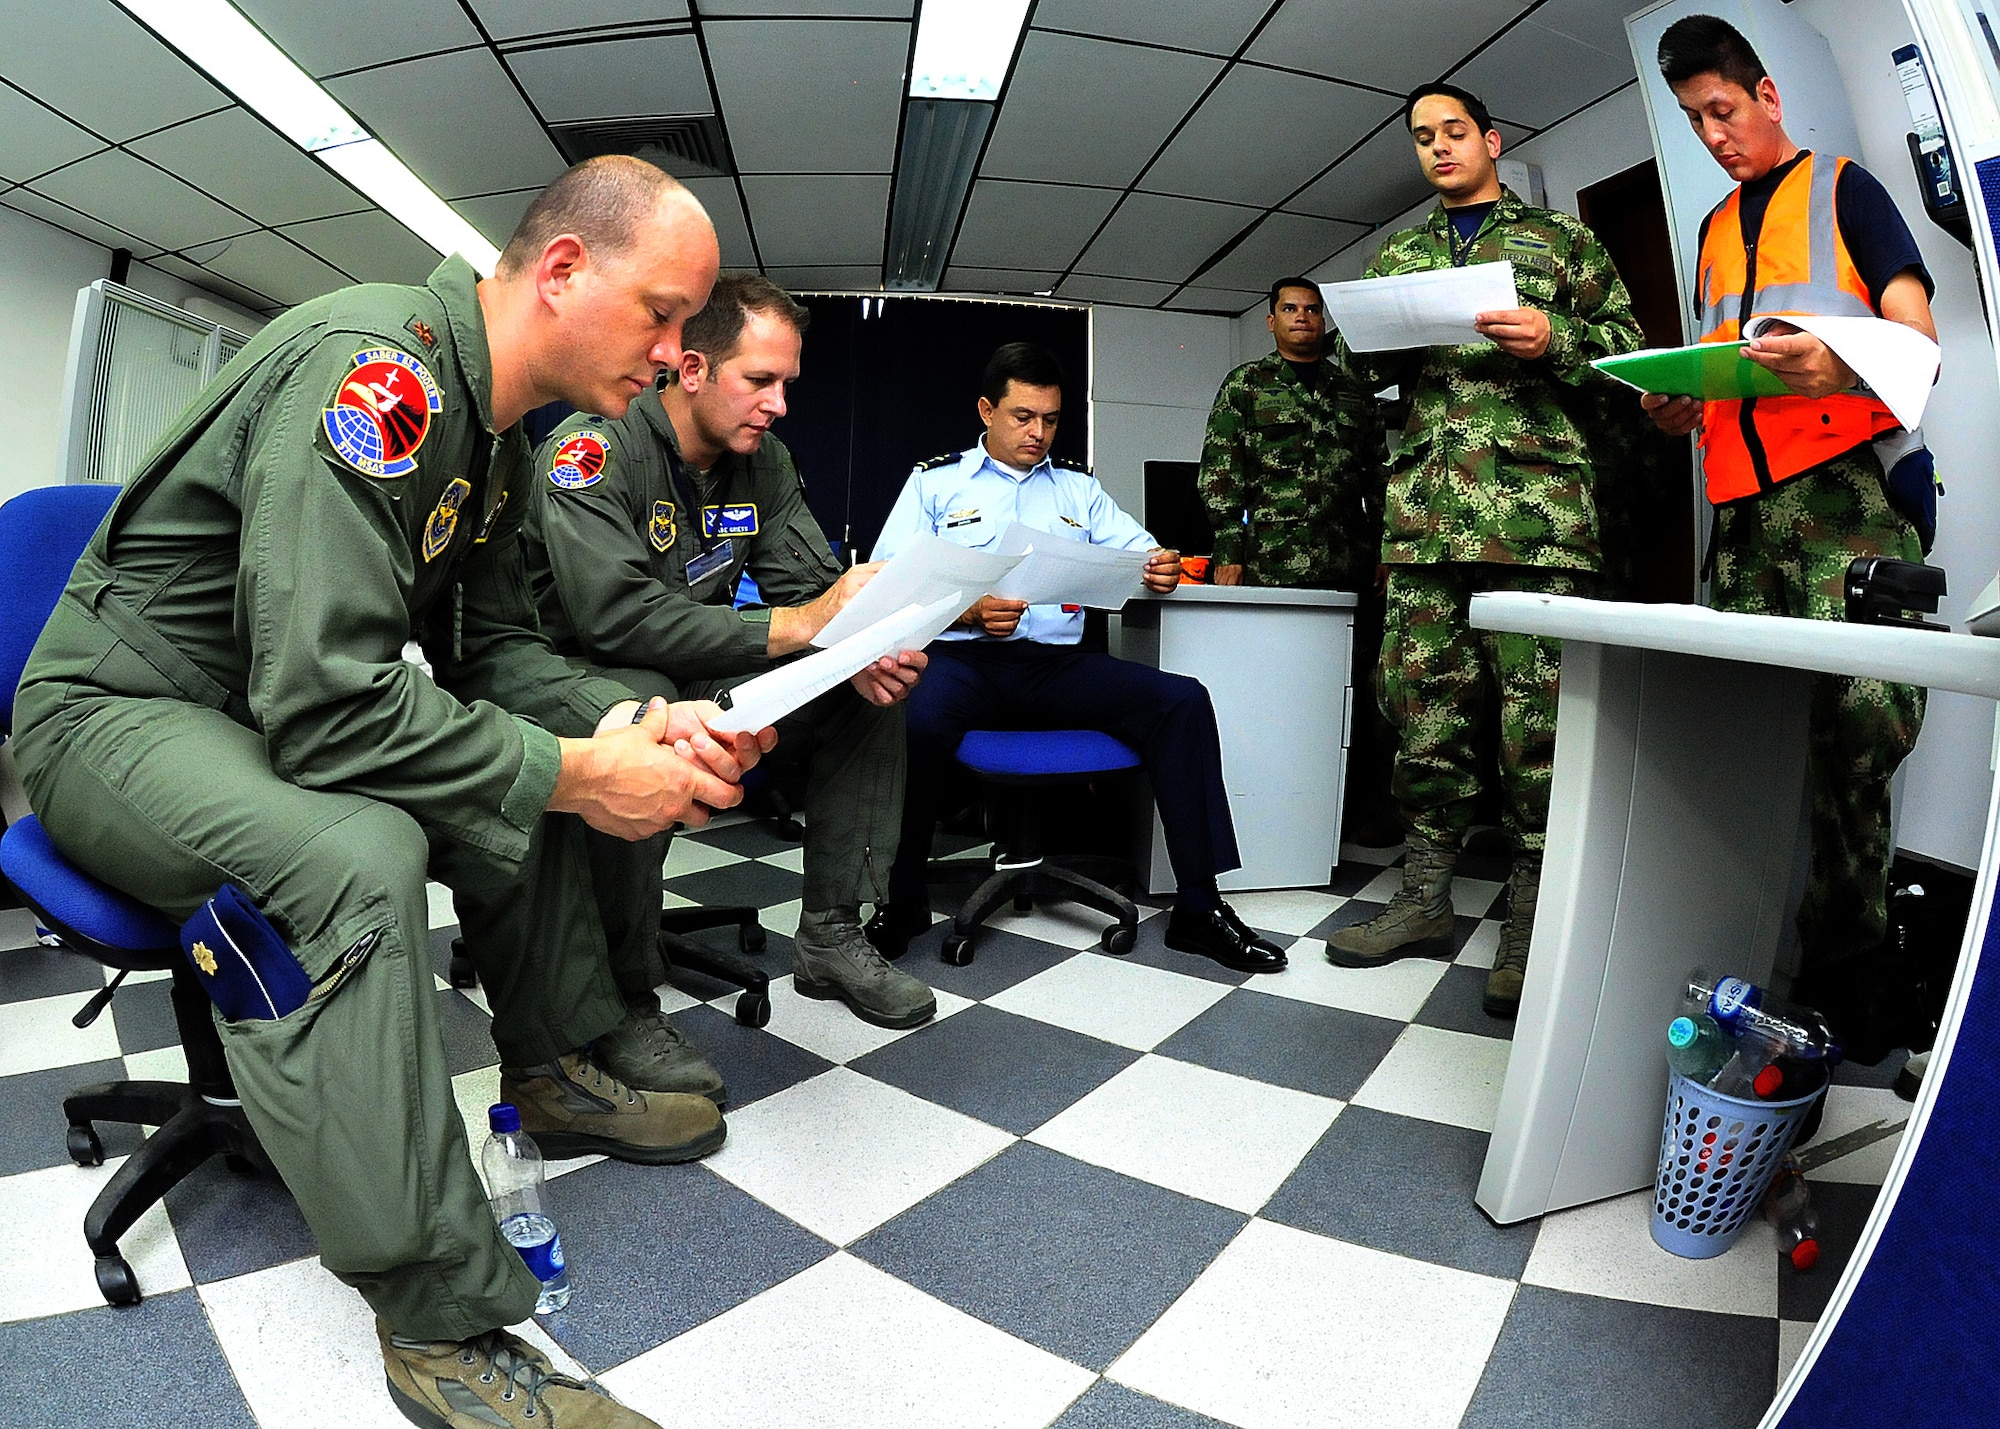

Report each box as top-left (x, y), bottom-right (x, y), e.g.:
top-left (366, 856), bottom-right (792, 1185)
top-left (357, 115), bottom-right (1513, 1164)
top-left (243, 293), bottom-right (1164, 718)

top-left (1470, 592), bottom-right (2000, 700)
top-left (1133, 584), bottom-right (1359, 609)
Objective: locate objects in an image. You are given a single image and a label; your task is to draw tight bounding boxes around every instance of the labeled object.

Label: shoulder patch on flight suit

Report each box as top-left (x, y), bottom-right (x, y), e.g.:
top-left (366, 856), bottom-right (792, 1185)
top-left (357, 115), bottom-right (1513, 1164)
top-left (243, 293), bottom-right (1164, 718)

top-left (423, 478), bottom-right (473, 562)
top-left (916, 452), bottom-right (958, 471)
top-left (321, 347), bottom-right (443, 480)
top-left (702, 503), bottom-right (758, 538)
top-left (649, 499), bottom-right (677, 552)
top-left (473, 488), bottom-right (508, 544)
top-left (548, 430), bottom-right (610, 490)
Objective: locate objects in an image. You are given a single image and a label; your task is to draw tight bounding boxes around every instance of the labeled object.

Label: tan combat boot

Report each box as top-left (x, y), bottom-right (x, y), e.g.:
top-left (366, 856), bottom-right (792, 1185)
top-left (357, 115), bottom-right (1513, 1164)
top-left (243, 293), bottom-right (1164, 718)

top-left (1326, 838), bottom-right (1457, 967)
top-left (381, 1323), bottom-right (664, 1428)
top-left (500, 1051), bottom-right (725, 1164)
top-left (1483, 854), bottom-right (1542, 1019)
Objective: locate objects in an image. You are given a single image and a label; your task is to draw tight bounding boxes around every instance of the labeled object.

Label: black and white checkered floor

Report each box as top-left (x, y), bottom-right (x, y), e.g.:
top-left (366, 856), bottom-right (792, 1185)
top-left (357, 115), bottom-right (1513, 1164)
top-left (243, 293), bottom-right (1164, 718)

top-left (0, 818), bottom-right (1914, 1429)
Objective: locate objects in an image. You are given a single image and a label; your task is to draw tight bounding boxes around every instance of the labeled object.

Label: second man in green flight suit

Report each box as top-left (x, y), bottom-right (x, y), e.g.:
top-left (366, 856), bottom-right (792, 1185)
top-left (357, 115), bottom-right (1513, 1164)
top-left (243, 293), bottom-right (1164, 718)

top-left (526, 274), bottom-right (936, 1083)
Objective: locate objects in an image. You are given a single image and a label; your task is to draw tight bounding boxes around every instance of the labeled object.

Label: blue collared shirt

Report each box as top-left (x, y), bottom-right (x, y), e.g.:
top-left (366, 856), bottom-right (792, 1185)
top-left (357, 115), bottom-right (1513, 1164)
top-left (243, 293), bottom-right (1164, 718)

top-left (872, 441), bottom-right (1156, 645)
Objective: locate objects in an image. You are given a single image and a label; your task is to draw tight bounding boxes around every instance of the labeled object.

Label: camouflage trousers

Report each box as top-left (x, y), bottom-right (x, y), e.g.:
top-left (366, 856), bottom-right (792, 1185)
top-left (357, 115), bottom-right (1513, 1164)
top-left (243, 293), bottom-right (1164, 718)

top-left (1380, 563), bottom-right (1594, 853)
top-left (1711, 451), bottom-right (1926, 964)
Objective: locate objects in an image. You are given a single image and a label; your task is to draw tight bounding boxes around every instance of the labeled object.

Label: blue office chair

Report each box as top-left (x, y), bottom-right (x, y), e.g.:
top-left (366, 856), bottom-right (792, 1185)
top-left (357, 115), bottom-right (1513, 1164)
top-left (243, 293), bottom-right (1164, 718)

top-left (939, 730), bottom-right (1142, 966)
top-left (0, 483), bottom-right (265, 1307)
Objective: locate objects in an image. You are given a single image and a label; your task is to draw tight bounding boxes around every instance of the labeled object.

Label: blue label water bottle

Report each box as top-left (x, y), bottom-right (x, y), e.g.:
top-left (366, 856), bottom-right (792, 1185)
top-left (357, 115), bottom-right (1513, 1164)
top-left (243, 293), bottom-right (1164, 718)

top-left (482, 1103), bottom-right (571, 1314)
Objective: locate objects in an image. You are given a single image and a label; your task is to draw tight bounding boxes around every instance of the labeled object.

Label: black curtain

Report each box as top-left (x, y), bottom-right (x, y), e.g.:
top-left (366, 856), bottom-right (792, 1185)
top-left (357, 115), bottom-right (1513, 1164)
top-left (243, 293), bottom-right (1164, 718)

top-left (775, 296), bottom-right (1090, 559)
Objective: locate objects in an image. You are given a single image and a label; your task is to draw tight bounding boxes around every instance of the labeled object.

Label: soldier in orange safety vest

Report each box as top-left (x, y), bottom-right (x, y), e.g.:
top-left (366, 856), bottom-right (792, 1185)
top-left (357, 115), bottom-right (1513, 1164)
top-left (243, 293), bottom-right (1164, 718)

top-left (1646, 15), bottom-right (1938, 1063)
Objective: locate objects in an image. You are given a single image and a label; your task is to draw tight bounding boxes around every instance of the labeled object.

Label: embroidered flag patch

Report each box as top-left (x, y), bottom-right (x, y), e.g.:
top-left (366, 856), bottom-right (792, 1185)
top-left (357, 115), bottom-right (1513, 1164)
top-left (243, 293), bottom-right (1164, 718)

top-left (549, 430), bottom-right (611, 489)
top-left (321, 347), bottom-right (442, 479)
top-left (649, 499), bottom-right (677, 552)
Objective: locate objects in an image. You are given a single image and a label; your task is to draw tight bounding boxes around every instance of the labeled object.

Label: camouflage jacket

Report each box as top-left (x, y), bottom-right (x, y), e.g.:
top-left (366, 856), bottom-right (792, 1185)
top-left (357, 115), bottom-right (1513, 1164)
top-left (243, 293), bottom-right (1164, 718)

top-left (1196, 351), bottom-right (1386, 588)
top-left (1342, 187), bottom-right (1644, 570)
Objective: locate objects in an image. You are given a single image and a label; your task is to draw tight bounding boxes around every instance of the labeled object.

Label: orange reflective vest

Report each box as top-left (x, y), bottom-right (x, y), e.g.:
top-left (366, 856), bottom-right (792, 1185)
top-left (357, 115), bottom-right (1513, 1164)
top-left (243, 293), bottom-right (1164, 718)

top-left (1695, 153), bottom-right (1900, 504)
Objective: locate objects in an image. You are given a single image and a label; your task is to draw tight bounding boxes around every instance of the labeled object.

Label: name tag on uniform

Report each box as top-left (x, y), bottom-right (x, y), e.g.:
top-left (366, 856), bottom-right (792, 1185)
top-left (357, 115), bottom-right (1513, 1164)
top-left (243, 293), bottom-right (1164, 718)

top-left (702, 503), bottom-right (759, 538)
top-left (686, 540), bottom-right (735, 588)
top-left (944, 507), bottom-right (981, 530)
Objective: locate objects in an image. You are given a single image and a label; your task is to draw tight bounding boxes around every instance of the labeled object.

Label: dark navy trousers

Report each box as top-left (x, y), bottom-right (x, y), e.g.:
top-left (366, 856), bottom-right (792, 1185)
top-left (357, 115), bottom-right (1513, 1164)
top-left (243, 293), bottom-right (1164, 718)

top-left (889, 639), bottom-right (1242, 906)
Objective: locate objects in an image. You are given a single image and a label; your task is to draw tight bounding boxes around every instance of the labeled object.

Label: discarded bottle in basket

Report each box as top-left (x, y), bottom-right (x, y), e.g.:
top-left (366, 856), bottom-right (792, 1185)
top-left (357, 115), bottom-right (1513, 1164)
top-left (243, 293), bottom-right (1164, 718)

top-left (1710, 1023), bottom-right (1789, 1099)
top-left (1687, 968), bottom-right (1839, 1061)
top-left (1666, 1012), bottom-right (1729, 1082)
top-left (1763, 1161), bottom-right (1821, 1271)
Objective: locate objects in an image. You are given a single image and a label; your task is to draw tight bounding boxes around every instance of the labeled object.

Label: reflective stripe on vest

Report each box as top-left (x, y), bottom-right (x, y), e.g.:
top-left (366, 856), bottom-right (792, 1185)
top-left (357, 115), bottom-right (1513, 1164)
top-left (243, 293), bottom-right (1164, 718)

top-left (1694, 153), bottom-right (1900, 504)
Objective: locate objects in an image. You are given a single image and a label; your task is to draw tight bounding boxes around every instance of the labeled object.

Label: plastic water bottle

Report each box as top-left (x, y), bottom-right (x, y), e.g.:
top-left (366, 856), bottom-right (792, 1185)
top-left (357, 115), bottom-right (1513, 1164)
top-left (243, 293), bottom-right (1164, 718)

top-left (1666, 1012), bottom-right (1729, 1082)
top-left (482, 1103), bottom-right (570, 1314)
top-left (1762, 1162), bottom-right (1822, 1272)
top-left (1710, 1022), bottom-right (1789, 1099)
top-left (1687, 968), bottom-right (1837, 1060)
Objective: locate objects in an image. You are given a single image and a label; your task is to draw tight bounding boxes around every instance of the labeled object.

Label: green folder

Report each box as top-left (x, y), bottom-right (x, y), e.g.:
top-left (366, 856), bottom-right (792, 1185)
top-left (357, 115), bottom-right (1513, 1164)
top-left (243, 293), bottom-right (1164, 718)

top-left (1592, 343), bottom-right (1794, 401)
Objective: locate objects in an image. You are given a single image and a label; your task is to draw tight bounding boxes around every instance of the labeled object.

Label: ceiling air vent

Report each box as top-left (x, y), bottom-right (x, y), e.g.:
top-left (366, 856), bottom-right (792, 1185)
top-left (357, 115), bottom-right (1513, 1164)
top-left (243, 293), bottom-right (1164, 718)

top-left (550, 115), bottom-right (735, 179)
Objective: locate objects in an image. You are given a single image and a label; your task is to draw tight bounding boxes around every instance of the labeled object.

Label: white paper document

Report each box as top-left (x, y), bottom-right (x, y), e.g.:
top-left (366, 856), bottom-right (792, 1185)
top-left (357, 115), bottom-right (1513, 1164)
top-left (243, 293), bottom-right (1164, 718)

top-left (1742, 314), bottom-right (1940, 431)
top-left (710, 593), bottom-right (965, 734)
top-left (811, 533), bottom-right (1025, 648)
top-left (1320, 262), bottom-right (1520, 352)
top-left (988, 522), bottom-right (1150, 607)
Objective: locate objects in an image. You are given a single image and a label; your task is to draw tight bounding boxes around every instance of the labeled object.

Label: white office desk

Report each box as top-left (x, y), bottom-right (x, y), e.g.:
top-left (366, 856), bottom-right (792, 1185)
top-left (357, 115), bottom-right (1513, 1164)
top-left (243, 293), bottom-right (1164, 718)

top-left (1119, 585), bottom-right (1357, 893)
top-left (1468, 592), bottom-right (2000, 1224)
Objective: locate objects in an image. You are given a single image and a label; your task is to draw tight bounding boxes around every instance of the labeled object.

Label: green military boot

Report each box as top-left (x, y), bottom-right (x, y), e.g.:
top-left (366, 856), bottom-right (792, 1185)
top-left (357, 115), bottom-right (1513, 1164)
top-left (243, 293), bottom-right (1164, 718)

top-left (1325, 838), bottom-right (1457, 968)
top-left (590, 1001), bottom-right (727, 1106)
top-left (794, 906), bottom-right (937, 1029)
top-left (499, 1051), bottom-right (725, 1164)
top-left (381, 1323), bottom-right (661, 1429)
top-left (1483, 855), bottom-right (1542, 1019)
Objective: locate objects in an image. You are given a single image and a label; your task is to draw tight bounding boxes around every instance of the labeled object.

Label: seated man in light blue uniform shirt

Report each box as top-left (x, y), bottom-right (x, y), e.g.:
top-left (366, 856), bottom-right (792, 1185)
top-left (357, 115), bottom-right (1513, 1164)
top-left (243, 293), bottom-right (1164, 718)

top-left (867, 342), bottom-right (1285, 974)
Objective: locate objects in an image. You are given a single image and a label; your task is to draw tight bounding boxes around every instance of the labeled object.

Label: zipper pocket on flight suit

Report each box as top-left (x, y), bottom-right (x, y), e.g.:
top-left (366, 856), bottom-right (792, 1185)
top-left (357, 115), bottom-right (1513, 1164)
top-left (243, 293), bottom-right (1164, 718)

top-left (306, 929), bottom-right (380, 1006)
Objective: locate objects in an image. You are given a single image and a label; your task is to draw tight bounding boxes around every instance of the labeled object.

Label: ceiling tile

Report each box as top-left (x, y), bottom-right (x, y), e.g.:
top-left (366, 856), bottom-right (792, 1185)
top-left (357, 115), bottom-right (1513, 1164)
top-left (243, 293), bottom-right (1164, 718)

top-left (0, 84), bottom-right (105, 184)
top-left (701, 2), bottom-right (911, 15)
top-left (470, 1), bottom-right (691, 42)
top-left (739, 173), bottom-right (888, 267)
top-left (1, 187), bottom-right (163, 259)
top-left (453, 189), bottom-right (540, 248)
top-left (281, 210), bottom-right (440, 285)
top-left (1533, 0), bottom-right (1638, 59)
top-left (1194, 211), bottom-right (1370, 292)
top-left (130, 109), bottom-right (364, 227)
top-left (1145, 66), bottom-right (1388, 208)
top-left (981, 32), bottom-right (1222, 189)
top-left (234, 0), bottom-right (481, 78)
top-left (183, 230), bottom-right (350, 307)
top-left (1056, 274), bottom-right (1174, 307)
top-left (326, 49), bottom-right (567, 200)
top-left (763, 265), bottom-right (883, 291)
top-left (0, 0), bottom-right (228, 142)
top-left (1285, 122), bottom-right (1435, 225)
top-left (704, 20), bottom-right (908, 174)
top-left (1165, 285), bottom-right (1262, 315)
top-left (681, 176), bottom-right (757, 269)
top-left (1450, 20), bottom-right (1636, 129)
top-left (943, 266), bottom-right (1063, 296)
top-left (32, 151), bottom-right (250, 252)
top-left (949, 181), bottom-right (1120, 273)
top-left (1032, 0), bottom-right (1271, 57)
top-left (507, 33), bottom-right (712, 122)
top-left (147, 252), bottom-right (282, 315)
top-left (1074, 192), bottom-right (1258, 285)
top-left (1248, 0), bottom-right (1529, 94)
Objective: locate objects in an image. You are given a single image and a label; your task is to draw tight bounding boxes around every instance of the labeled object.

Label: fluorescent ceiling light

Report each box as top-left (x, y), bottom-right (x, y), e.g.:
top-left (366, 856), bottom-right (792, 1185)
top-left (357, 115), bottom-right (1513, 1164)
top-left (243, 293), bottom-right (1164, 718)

top-left (117, 0), bottom-right (499, 274)
top-left (909, 0), bottom-right (1032, 101)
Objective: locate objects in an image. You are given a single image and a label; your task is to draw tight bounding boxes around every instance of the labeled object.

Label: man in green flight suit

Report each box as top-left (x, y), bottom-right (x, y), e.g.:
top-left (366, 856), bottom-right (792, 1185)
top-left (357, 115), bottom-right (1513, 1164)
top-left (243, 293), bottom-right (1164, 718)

top-left (526, 273), bottom-right (936, 1063)
top-left (10, 157), bottom-right (768, 1429)
top-left (1326, 83), bottom-right (1644, 1019)
top-left (1197, 274), bottom-right (1395, 843)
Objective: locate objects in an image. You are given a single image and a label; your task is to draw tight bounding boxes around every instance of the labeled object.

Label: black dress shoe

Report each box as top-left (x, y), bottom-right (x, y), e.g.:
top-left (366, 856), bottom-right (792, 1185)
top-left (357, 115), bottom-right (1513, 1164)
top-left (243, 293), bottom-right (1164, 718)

top-left (863, 903), bottom-right (933, 961)
top-left (1164, 903), bottom-right (1287, 974)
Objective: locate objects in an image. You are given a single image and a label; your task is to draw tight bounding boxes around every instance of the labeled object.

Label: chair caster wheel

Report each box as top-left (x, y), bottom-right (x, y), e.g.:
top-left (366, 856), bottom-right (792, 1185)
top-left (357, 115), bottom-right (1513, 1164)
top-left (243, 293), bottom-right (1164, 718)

top-left (941, 935), bottom-right (975, 967)
top-left (735, 992), bottom-right (771, 1028)
top-left (447, 938), bottom-right (477, 989)
top-left (1101, 924), bottom-right (1136, 956)
top-left (67, 1124), bottom-right (104, 1167)
top-left (95, 1255), bottom-right (140, 1306)
top-left (1013, 892), bottom-right (1034, 913)
top-left (740, 925), bottom-right (766, 955)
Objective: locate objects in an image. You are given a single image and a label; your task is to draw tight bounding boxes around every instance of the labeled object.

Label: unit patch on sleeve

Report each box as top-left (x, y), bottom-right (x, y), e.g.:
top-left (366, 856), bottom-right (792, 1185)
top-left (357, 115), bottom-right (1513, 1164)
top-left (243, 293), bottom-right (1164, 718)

top-left (473, 488), bottom-right (509, 544)
top-left (423, 478), bottom-right (473, 562)
top-left (649, 499), bottom-right (678, 552)
top-left (701, 503), bottom-right (759, 539)
top-left (321, 347), bottom-right (443, 479)
top-left (548, 430), bottom-right (611, 489)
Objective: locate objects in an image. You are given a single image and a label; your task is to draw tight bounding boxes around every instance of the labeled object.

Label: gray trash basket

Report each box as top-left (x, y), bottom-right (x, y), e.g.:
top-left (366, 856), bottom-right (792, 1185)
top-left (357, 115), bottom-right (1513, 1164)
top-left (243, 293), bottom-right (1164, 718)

top-left (1650, 1067), bottom-right (1818, 1258)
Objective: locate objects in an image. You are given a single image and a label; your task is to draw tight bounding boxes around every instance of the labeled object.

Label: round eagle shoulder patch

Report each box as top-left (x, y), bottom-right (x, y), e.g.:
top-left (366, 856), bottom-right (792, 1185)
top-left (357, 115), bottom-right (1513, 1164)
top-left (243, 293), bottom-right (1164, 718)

top-left (322, 347), bottom-right (443, 479)
top-left (549, 430), bottom-right (611, 489)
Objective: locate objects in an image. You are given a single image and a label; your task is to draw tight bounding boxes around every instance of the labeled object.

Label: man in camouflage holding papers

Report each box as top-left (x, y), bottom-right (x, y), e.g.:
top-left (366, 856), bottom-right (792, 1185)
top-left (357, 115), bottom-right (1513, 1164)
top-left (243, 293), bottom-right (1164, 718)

top-left (1327, 82), bottom-right (1643, 1018)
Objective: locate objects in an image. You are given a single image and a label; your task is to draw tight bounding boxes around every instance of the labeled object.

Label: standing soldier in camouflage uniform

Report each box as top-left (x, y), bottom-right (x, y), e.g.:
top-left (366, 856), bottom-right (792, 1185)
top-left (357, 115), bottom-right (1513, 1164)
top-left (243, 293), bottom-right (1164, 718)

top-left (1197, 276), bottom-right (1397, 842)
top-left (1648, 18), bottom-right (1935, 1058)
top-left (1327, 83), bottom-right (1643, 1019)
